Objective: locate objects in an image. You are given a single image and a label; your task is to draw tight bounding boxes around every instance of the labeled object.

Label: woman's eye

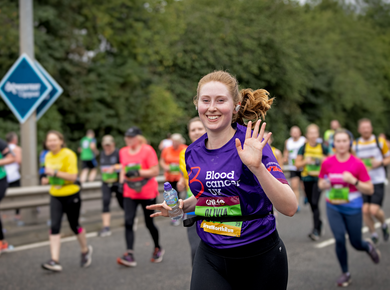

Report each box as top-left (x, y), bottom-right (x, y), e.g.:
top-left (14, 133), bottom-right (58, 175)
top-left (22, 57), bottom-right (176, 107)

top-left (202, 99), bottom-right (209, 103)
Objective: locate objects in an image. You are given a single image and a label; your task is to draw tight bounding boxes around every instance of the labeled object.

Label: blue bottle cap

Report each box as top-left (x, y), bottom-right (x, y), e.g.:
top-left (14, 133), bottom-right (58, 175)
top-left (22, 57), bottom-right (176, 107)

top-left (164, 182), bottom-right (172, 191)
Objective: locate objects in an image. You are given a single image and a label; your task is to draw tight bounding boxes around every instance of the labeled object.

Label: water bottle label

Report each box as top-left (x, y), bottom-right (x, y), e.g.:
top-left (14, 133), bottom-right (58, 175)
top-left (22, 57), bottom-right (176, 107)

top-left (166, 195), bottom-right (178, 207)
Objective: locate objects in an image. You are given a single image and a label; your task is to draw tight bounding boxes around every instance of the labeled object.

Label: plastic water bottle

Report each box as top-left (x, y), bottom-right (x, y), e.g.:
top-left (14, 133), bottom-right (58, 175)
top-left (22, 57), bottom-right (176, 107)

top-left (163, 182), bottom-right (183, 220)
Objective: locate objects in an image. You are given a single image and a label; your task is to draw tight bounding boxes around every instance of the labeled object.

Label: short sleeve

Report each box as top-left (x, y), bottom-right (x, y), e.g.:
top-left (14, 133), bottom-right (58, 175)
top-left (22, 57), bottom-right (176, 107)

top-left (262, 143), bottom-right (288, 185)
top-left (297, 144), bottom-right (305, 156)
top-left (66, 151), bottom-right (78, 174)
top-left (318, 158), bottom-right (329, 179)
top-left (357, 160), bottom-right (371, 182)
top-left (179, 148), bottom-right (188, 180)
top-left (379, 138), bottom-right (390, 157)
top-left (144, 145), bottom-right (158, 168)
top-left (161, 147), bottom-right (167, 160)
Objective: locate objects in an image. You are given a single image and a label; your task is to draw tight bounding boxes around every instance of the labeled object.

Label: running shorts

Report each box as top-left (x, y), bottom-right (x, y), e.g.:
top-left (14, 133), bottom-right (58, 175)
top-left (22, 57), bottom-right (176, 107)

top-left (363, 183), bottom-right (385, 206)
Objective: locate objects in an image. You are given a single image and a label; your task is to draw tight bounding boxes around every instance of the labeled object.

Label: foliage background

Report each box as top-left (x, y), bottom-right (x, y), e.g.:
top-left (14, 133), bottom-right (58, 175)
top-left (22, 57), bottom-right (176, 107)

top-left (1, 0), bottom-right (389, 152)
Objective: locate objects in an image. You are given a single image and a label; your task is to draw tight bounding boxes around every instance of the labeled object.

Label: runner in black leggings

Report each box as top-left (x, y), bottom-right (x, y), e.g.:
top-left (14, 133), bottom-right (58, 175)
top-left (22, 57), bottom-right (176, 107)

top-left (0, 138), bottom-right (15, 254)
top-left (41, 131), bottom-right (93, 272)
top-left (98, 135), bottom-right (123, 237)
top-left (117, 127), bottom-right (164, 267)
top-left (148, 71), bottom-right (298, 290)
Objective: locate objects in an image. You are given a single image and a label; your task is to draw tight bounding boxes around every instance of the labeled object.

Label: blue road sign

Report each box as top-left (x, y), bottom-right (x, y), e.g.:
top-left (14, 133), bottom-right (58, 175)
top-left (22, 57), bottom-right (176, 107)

top-left (0, 54), bottom-right (52, 123)
top-left (35, 61), bottom-right (63, 121)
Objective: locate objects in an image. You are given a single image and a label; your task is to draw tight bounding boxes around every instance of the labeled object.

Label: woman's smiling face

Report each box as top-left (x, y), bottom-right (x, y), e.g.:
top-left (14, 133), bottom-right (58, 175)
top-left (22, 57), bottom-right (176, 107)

top-left (197, 81), bottom-right (235, 133)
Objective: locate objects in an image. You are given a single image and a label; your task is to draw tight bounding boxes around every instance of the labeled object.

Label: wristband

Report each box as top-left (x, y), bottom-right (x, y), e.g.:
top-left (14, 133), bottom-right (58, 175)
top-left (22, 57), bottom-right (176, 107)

top-left (354, 180), bottom-right (359, 186)
top-left (54, 169), bottom-right (58, 177)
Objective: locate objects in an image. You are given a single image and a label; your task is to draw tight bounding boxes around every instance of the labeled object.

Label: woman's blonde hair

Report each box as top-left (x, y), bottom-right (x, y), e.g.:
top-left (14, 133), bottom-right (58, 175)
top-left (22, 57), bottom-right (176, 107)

top-left (194, 71), bottom-right (274, 127)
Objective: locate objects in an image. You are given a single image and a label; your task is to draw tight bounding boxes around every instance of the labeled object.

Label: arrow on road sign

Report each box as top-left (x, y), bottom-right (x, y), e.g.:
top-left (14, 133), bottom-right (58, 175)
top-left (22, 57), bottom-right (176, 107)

top-left (34, 61), bottom-right (63, 121)
top-left (0, 54), bottom-right (52, 123)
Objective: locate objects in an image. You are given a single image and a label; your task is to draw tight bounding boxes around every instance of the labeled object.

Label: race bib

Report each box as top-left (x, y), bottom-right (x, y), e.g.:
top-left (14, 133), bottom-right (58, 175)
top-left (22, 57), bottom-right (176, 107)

top-left (101, 166), bottom-right (118, 183)
top-left (362, 158), bottom-right (372, 170)
top-left (328, 186), bottom-right (349, 205)
top-left (195, 196), bottom-right (242, 237)
top-left (306, 164), bottom-right (320, 177)
top-left (169, 163), bottom-right (181, 174)
top-left (49, 176), bottom-right (65, 187)
top-left (82, 140), bottom-right (90, 148)
top-left (126, 163), bottom-right (141, 172)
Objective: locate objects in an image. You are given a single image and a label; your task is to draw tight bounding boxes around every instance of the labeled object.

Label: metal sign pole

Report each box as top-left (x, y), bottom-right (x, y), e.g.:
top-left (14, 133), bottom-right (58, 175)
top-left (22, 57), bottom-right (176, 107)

top-left (19, 0), bottom-right (38, 223)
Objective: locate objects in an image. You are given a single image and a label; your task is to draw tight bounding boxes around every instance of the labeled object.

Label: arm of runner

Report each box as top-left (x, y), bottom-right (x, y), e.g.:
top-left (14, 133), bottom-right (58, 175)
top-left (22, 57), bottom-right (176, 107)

top-left (139, 164), bottom-right (159, 178)
top-left (294, 150), bottom-right (306, 168)
top-left (342, 171), bottom-right (373, 195)
top-left (45, 168), bottom-right (78, 182)
top-left (235, 120), bottom-right (297, 217)
top-left (283, 140), bottom-right (289, 164)
top-left (159, 158), bottom-right (170, 172)
top-left (0, 144), bottom-right (15, 166)
top-left (146, 195), bottom-right (196, 217)
top-left (318, 178), bottom-right (331, 190)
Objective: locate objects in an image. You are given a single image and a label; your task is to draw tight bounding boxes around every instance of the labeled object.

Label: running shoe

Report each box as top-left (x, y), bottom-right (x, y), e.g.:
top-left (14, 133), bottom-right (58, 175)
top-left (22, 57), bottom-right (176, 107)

top-left (0, 240), bottom-right (9, 252)
top-left (366, 239), bottom-right (381, 264)
top-left (382, 224), bottom-right (389, 242)
top-left (308, 229), bottom-right (320, 241)
top-left (371, 235), bottom-right (379, 245)
top-left (151, 247), bottom-right (165, 263)
top-left (117, 252), bottom-right (137, 267)
top-left (41, 259), bottom-right (63, 272)
top-left (336, 273), bottom-right (352, 287)
top-left (80, 245), bottom-right (93, 268)
top-left (98, 227), bottom-right (111, 237)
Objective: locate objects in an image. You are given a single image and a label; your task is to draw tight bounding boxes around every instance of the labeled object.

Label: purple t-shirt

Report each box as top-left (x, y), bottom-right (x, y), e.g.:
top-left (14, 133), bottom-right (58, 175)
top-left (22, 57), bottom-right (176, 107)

top-left (185, 123), bottom-right (288, 249)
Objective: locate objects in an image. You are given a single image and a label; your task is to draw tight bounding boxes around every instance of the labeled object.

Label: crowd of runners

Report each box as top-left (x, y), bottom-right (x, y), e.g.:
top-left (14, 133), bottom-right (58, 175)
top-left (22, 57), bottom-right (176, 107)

top-left (0, 70), bottom-right (389, 289)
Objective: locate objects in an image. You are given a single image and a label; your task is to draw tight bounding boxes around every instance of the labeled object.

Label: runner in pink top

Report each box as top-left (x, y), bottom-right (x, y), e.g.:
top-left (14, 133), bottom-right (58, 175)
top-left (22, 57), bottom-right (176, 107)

top-left (318, 129), bottom-right (380, 287)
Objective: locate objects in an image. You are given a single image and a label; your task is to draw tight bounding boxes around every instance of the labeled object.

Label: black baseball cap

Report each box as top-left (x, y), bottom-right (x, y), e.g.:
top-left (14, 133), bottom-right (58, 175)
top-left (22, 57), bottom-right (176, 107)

top-left (125, 126), bottom-right (142, 137)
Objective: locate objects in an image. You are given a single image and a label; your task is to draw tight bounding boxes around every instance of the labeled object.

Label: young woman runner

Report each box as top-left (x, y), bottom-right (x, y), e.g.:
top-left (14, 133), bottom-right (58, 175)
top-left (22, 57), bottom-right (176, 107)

top-left (41, 131), bottom-right (92, 272)
top-left (147, 71), bottom-right (297, 290)
top-left (177, 117), bottom-right (206, 265)
top-left (117, 127), bottom-right (164, 267)
top-left (318, 129), bottom-right (380, 287)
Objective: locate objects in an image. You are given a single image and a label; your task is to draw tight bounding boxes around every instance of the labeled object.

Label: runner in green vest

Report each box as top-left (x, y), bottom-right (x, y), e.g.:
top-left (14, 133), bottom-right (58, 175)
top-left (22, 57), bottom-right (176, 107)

top-left (78, 130), bottom-right (98, 183)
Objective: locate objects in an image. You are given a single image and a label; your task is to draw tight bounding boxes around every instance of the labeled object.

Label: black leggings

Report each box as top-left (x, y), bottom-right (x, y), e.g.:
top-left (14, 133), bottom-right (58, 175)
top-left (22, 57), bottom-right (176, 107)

top-left (303, 180), bottom-right (322, 231)
top-left (102, 183), bottom-right (124, 213)
top-left (0, 177), bottom-right (7, 240)
top-left (50, 192), bottom-right (82, 235)
top-left (191, 231), bottom-right (288, 290)
top-left (124, 197), bottom-right (160, 250)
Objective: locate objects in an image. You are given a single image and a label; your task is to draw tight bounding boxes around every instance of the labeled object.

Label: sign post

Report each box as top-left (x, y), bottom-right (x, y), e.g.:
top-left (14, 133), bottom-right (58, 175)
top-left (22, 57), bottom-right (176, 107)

top-left (20, 0), bottom-right (38, 223)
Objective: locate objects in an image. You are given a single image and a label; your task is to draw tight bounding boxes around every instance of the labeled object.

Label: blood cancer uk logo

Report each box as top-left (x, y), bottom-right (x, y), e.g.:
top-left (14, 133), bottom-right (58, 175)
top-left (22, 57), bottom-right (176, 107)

top-left (189, 167), bottom-right (241, 197)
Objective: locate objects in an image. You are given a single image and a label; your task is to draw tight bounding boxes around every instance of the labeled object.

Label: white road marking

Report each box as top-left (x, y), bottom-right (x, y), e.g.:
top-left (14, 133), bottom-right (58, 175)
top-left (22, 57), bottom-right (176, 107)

top-left (8, 232), bottom-right (98, 253)
top-left (315, 218), bottom-right (390, 249)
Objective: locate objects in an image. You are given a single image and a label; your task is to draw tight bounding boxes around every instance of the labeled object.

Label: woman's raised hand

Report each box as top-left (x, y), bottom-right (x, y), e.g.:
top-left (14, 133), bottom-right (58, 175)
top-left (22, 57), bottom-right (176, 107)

top-left (146, 199), bottom-right (184, 218)
top-left (235, 120), bottom-right (271, 172)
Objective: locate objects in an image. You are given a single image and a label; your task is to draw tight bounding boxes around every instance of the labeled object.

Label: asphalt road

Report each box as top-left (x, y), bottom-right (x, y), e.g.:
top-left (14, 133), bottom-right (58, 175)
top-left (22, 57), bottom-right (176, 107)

top-left (1, 188), bottom-right (390, 290)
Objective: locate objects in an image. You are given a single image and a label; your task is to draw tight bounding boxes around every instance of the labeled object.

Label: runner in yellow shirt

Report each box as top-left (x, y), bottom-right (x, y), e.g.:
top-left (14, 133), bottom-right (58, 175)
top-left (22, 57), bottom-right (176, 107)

top-left (41, 131), bottom-right (92, 272)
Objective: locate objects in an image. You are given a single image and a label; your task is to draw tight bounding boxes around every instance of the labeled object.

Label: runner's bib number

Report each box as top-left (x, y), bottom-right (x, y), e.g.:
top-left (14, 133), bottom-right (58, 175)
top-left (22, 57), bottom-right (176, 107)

top-left (306, 164), bottom-right (321, 177)
top-left (362, 158), bottom-right (372, 170)
top-left (195, 196), bottom-right (243, 237)
top-left (49, 176), bottom-right (65, 188)
top-left (169, 163), bottom-right (181, 174)
top-left (328, 186), bottom-right (349, 204)
top-left (101, 166), bottom-right (118, 183)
